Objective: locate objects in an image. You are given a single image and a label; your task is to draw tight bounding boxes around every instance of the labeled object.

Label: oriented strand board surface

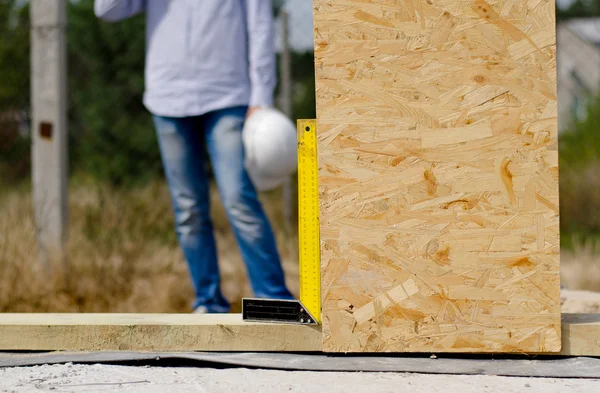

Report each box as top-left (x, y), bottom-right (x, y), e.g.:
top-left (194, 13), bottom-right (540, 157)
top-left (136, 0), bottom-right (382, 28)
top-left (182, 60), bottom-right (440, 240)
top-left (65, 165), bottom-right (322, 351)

top-left (0, 314), bottom-right (321, 352)
top-left (314, 0), bottom-right (560, 353)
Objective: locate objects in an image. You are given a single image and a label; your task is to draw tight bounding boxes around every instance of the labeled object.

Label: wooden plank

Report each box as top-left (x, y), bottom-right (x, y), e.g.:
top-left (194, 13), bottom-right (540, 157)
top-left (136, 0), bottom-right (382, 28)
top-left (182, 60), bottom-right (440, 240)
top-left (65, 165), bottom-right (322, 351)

top-left (0, 314), bottom-right (598, 356)
top-left (313, 0), bottom-right (560, 353)
top-left (560, 313), bottom-right (600, 357)
top-left (0, 314), bottom-right (321, 352)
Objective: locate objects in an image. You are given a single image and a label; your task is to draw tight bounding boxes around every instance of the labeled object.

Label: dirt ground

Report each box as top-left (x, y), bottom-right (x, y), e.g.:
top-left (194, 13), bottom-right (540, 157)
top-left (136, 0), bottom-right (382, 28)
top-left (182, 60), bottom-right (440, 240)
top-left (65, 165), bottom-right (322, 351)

top-left (561, 289), bottom-right (600, 313)
top-left (1, 363), bottom-right (599, 393)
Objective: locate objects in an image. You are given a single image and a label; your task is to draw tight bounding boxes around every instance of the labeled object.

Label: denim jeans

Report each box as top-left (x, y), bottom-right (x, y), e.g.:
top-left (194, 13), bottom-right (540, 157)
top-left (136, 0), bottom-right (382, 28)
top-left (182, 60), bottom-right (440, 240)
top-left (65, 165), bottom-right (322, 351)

top-left (152, 106), bottom-right (294, 312)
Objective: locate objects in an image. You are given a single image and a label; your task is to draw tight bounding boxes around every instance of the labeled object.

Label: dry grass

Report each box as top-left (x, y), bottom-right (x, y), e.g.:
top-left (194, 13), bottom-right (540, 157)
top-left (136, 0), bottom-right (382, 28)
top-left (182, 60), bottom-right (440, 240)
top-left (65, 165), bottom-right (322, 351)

top-left (557, 163), bottom-right (600, 292)
top-left (2, 178), bottom-right (600, 314)
top-left (0, 180), bottom-right (299, 313)
top-left (561, 240), bottom-right (600, 292)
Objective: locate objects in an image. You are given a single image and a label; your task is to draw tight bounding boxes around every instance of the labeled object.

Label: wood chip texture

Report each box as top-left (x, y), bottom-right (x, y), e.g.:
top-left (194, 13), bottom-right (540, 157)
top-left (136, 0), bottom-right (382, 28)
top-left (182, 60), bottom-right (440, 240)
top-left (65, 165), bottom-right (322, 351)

top-left (313, 0), bottom-right (561, 353)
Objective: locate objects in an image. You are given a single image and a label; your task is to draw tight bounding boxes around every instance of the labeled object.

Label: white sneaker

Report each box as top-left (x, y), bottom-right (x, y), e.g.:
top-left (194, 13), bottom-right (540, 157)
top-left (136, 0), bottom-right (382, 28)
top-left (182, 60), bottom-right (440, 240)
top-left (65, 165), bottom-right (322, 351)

top-left (193, 305), bottom-right (208, 314)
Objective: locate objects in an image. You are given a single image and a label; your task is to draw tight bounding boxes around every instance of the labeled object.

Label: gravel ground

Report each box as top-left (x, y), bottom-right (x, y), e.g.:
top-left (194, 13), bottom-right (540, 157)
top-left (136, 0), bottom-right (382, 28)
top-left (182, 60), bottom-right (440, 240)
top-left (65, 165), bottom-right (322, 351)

top-left (1, 364), bottom-right (599, 393)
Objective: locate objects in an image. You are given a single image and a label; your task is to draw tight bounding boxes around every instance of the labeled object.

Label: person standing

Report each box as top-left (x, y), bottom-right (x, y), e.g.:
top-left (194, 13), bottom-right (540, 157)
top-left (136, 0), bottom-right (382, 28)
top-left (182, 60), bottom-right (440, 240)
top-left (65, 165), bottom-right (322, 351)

top-left (94, 0), bottom-right (294, 313)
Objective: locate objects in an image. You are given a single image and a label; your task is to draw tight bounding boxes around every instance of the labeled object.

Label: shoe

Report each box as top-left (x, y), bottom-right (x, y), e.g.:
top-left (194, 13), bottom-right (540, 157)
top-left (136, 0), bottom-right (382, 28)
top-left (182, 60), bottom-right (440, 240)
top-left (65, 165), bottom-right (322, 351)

top-left (193, 305), bottom-right (208, 314)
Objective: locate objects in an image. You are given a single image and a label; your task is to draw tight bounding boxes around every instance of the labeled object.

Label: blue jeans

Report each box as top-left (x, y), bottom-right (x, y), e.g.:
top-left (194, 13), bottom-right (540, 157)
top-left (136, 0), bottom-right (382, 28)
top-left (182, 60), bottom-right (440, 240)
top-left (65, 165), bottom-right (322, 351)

top-left (152, 106), bottom-right (294, 312)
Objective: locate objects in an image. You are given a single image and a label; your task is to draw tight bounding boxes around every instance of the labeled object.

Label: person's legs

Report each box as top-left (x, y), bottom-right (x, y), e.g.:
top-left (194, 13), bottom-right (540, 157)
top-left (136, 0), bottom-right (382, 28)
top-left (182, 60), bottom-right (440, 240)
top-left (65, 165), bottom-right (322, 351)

top-left (202, 106), bottom-right (294, 300)
top-left (153, 115), bottom-right (230, 313)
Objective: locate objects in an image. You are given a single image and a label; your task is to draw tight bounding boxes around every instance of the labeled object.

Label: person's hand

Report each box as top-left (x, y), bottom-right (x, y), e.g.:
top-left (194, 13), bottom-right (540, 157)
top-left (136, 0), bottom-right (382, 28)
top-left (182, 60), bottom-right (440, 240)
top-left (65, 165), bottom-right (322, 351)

top-left (246, 106), bottom-right (261, 120)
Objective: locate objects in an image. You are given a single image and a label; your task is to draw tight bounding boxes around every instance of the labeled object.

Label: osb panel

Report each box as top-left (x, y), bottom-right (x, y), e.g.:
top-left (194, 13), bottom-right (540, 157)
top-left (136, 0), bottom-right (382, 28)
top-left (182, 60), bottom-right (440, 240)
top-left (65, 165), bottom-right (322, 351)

top-left (314, 0), bottom-right (561, 353)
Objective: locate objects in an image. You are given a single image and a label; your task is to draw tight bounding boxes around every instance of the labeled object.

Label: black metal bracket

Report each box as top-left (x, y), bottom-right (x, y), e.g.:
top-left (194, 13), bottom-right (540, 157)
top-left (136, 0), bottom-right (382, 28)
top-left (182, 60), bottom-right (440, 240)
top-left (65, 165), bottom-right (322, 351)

top-left (241, 298), bottom-right (317, 325)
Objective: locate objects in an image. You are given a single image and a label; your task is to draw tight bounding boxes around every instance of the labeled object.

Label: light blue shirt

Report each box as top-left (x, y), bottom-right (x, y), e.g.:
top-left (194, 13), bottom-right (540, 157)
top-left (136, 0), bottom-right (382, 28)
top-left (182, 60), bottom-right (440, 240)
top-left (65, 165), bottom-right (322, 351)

top-left (94, 0), bottom-right (276, 117)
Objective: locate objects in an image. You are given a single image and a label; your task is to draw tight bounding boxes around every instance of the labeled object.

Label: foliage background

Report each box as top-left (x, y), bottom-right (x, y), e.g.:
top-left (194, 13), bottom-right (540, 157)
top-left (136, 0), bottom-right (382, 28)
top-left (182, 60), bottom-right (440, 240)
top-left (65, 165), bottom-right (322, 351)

top-left (0, 0), bottom-right (317, 188)
top-left (1, 1), bottom-right (600, 313)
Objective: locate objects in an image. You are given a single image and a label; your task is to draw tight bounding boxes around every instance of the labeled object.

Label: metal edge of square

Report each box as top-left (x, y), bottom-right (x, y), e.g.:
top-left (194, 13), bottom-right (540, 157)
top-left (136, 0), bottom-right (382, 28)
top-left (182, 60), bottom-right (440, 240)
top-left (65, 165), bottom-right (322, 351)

top-left (241, 298), bottom-right (318, 325)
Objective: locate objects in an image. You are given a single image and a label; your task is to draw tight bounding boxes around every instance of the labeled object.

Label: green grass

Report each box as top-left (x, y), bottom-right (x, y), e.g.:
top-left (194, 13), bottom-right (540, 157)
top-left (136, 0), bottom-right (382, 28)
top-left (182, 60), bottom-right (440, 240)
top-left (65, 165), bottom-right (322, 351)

top-left (558, 94), bottom-right (600, 250)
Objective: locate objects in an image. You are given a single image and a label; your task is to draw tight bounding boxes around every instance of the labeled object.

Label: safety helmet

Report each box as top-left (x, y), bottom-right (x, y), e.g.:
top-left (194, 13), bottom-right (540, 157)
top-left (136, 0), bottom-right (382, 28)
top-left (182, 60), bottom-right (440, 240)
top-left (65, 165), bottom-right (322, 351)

top-left (242, 107), bottom-right (298, 192)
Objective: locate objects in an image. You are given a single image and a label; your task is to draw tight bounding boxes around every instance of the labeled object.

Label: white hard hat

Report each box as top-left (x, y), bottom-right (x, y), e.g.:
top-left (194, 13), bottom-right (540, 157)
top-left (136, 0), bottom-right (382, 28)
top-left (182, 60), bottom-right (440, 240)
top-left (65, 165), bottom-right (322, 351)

top-left (242, 107), bottom-right (298, 192)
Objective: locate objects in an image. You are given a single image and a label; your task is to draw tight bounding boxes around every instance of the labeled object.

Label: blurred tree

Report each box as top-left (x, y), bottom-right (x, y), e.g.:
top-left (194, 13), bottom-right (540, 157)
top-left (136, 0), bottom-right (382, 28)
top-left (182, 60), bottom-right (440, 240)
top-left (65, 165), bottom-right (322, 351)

top-left (0, 0), bottom-right (30, 187)
top-left (557, 0), bottom-right (600, 246)
top-left (290, 51), bottom-right (316, 121)
top-left (275, 51), bottom-right (316, 121)
top-left (560, 93), bottom-right (600, 247)
top-left (557, 0), bottom-right (600, 20)
top-left (0, 0), bottom-right (29, 112)
top-left (67, 0), bottom-right (161, 187)
top-left (560, 94), bottom-right (600, 168)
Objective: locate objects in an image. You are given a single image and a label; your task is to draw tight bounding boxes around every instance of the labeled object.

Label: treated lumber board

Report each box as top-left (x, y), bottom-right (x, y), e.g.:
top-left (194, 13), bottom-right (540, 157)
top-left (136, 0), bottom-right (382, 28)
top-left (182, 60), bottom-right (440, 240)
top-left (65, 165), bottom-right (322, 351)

top-left (560, 313), bottom-right (600, 357)
top-left (313, 0), bottom-right (560, 353)
top-left (0, 314), bottom-right (321, 352)
top-left (0, 313), bottom-right (598, 356)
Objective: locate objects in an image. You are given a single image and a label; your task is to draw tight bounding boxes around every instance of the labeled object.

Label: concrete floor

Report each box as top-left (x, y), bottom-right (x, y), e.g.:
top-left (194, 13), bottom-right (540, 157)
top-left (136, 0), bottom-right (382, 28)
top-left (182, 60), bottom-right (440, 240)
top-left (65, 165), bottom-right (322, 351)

top-left (1, 364), bottom-right (599, 393)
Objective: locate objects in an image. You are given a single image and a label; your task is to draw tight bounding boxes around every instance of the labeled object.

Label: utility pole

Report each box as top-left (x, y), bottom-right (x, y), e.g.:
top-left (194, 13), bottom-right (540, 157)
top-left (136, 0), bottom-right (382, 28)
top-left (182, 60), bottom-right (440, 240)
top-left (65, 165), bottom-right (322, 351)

top-left (30, 0), bottom-right (68, 264)
top-left (279, 9), bottom-right (294, 234)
